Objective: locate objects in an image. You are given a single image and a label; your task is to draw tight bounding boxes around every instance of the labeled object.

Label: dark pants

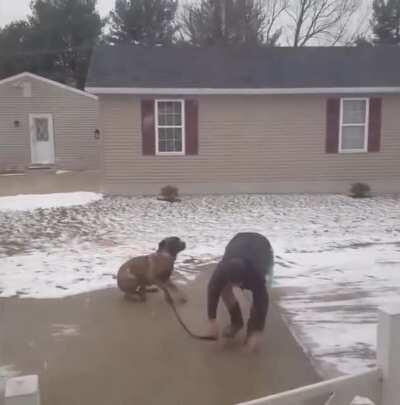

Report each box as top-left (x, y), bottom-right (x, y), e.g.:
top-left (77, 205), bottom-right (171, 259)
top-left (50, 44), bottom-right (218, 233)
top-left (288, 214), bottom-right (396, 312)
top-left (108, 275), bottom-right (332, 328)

top-left (222, 283), bottom-right (264, 336)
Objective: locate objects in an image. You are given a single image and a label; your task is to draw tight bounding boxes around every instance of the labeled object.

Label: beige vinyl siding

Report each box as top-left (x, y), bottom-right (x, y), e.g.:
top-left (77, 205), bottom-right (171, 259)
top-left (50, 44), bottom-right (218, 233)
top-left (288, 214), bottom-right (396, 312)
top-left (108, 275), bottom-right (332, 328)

top-left (99, 94), bottom-right (400, 194)
top-left (0, 75), bottom-right (99, 171)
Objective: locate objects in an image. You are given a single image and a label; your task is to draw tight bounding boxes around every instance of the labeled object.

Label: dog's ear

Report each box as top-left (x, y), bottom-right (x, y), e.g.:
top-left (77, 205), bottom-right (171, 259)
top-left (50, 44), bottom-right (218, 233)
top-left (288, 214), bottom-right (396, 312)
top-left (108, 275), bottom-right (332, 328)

top-left (158, 239), bottom-right (167, 251)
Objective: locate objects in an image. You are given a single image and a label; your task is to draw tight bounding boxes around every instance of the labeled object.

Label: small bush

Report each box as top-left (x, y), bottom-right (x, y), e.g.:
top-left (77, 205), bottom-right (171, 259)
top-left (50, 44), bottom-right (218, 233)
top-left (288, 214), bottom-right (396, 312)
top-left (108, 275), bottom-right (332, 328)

top-left (350, 182), bottom-right (371, 198)
top-left (158, 185), bottom-right (180, 202)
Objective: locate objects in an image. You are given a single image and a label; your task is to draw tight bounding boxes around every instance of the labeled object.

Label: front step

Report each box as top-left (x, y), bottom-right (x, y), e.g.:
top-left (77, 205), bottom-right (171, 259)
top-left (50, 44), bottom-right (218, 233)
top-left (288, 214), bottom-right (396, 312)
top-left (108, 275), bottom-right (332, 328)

top-left (28, 164), bottom-right (55, 170)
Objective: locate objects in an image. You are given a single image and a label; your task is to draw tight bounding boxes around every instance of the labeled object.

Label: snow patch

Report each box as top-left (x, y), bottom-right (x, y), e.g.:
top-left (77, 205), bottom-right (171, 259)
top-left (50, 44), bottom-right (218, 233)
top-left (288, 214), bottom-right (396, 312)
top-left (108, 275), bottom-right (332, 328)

top-left (275, 243), bottom-right (400, 376)
top-left (0, 192), bottom-right (102, 212)
top-left (52, 324), bottom-right (80, 338)
top-left (0, 365), bottom-right (19, 395)
top-left (352, 397), bottom-right (375, 405)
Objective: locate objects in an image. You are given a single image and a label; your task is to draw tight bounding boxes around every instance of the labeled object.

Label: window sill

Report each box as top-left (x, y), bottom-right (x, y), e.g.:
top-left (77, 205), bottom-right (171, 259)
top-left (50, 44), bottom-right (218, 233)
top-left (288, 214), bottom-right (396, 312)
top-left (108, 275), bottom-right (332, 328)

top-left (155, 152), bottom-right (186, 156)
top-left (338, 149), bottom-right (369, 154)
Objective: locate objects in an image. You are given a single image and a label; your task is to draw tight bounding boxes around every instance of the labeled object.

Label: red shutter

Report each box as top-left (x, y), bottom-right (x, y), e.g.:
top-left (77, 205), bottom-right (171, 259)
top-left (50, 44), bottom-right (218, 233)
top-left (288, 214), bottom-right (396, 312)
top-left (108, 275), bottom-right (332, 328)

top-left (326, 98), bottom-right (340, 154)
top-left (185, 99), bottom-right (199, 155)
top-left (368, 98), bottom-right (382, 153)
top-left (142, 99), bottom-right (155, 155)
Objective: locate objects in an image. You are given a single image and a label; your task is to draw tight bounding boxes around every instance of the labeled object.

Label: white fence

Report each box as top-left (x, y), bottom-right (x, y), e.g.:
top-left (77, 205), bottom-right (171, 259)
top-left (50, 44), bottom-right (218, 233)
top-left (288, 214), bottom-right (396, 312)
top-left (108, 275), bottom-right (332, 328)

top-left (237, 305), bottom-right (400, 405)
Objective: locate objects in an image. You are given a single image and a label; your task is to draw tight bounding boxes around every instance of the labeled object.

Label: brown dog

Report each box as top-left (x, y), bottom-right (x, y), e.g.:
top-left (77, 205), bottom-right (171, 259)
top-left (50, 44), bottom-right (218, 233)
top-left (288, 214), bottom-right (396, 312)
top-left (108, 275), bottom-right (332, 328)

top-left (117, 237), bottom-right (187, 303)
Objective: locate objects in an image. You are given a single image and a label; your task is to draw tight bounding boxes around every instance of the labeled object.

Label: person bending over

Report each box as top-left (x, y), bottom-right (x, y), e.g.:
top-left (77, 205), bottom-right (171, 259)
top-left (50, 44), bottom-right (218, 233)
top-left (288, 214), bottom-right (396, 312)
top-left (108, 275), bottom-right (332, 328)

top-left (207, 232), bottom-right (274, 351)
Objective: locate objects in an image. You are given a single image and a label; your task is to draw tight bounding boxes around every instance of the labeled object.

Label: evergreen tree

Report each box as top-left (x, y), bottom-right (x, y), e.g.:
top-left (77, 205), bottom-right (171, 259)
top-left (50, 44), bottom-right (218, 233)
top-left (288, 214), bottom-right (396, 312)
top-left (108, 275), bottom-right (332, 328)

top-left (372, 0), bottom-right (400, 45)
top-left (108, 0), bottom-right (179, 45)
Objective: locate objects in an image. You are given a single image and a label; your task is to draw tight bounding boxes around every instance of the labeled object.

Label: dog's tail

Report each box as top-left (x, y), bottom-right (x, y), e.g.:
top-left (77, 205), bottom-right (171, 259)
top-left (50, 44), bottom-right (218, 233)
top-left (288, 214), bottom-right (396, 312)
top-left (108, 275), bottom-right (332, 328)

top-left (161, 287), bottom-right (217, 342)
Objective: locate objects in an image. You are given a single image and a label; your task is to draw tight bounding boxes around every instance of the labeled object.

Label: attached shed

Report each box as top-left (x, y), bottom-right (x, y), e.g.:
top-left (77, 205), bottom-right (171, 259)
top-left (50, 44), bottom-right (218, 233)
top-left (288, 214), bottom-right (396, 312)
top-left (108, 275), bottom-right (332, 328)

top-left (0, 72), bottom-right (100, 172)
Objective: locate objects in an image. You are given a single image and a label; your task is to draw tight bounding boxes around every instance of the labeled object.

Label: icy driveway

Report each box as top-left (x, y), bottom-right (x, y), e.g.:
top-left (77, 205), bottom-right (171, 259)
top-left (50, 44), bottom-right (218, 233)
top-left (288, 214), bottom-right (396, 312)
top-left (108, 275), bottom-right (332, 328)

top-left (1, 193), bottom-right (400, 375)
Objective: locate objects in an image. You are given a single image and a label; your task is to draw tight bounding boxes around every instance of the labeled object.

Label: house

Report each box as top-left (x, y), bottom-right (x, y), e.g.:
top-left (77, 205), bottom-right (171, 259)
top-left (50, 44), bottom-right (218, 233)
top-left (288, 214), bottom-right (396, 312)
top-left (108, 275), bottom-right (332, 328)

top-left (86, 45), bottom-right (400, 195)
top-left (0, 72), bottom-right (100, 172)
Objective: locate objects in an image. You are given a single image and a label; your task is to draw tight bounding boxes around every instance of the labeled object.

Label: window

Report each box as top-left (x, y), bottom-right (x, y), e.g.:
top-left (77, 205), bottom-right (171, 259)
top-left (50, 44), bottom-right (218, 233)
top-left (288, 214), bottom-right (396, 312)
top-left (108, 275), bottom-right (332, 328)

top-left (34, 118), bottom-right (50, 142)
top-left (156, 100), bottom-right (185, 155)
top-left (339, 98), bottom-right (369, 153)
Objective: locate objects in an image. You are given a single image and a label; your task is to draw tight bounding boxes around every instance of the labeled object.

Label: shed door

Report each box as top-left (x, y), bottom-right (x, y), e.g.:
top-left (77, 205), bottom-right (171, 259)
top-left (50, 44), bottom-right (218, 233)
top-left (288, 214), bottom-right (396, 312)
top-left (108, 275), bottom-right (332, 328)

top-left (29, 114), bottom-right (55, 165)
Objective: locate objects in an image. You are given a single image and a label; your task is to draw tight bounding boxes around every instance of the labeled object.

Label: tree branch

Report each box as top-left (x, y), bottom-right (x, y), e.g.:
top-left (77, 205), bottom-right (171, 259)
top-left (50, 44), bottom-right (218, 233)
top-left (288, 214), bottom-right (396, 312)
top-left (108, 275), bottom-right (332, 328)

top-left (286, 0), bottom-right (362, 46)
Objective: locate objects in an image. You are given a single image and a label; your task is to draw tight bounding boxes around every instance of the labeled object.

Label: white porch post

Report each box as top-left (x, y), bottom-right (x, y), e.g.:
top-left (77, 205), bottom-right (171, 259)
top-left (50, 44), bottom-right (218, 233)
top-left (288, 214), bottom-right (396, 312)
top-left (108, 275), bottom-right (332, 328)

top-left (377, 304), bottom-right (400, 405)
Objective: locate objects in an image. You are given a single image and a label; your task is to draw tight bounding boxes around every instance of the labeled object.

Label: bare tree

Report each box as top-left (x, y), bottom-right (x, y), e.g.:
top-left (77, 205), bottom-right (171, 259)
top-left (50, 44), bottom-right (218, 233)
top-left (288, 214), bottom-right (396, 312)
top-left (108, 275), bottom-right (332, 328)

top-left (286, 0), bottom-right (362, 47)
top-left (180, 0), bottom-right (288, 46)
top-left (264, 0), bottom-right (289, 45)
top-left (347, 3), bottom-right (373, 46)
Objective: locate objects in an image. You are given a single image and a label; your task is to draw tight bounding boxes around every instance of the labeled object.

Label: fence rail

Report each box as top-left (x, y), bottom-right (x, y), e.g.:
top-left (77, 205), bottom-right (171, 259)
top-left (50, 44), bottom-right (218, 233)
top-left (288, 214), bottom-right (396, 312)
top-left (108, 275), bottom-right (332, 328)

top-left (237, 369), bottom-right (381, 405)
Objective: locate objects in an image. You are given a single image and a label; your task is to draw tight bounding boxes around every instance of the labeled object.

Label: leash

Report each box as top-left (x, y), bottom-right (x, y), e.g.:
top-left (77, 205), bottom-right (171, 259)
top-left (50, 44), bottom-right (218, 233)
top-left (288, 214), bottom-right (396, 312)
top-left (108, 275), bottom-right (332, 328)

top-left (162, 287), bottom-right (217, 341)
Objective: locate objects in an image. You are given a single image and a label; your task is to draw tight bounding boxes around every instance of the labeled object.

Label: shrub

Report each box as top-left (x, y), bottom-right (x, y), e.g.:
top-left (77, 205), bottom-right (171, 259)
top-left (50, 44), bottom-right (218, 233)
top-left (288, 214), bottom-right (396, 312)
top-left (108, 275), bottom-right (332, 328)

top-left (350, 183), bottom-right (371, 198)
top-left (158, 185), bottom-right (180, 202)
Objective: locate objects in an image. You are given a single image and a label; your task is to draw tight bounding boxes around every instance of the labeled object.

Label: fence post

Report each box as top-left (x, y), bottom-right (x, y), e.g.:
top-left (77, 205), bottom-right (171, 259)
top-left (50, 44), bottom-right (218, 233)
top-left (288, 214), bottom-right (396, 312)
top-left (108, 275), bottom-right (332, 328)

top-left (377, 304), bottom-right (400, 405)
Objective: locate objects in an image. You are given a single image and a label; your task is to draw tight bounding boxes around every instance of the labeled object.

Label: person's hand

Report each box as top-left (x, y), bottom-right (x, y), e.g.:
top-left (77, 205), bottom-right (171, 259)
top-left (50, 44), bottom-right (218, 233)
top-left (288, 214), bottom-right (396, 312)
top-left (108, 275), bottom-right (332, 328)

top-left (245, 332), bottom-right (263, 353)
top-left (208, 319), bottom-right (219, 340)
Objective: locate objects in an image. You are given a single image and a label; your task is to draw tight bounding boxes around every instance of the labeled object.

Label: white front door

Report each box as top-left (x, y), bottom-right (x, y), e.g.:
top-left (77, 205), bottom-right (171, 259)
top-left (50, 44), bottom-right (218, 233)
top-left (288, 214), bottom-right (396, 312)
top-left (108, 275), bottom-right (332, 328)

top-left (29, 114), bottom-right (55, 165)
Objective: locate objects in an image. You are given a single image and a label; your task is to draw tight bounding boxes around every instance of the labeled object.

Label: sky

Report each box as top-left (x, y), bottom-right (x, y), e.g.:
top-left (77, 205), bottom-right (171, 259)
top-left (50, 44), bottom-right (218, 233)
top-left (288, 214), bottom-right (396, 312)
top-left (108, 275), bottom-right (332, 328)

top-left (0, 0), bottom-right (372, 37)
top-left (0, 0), bottom-right (114, 26)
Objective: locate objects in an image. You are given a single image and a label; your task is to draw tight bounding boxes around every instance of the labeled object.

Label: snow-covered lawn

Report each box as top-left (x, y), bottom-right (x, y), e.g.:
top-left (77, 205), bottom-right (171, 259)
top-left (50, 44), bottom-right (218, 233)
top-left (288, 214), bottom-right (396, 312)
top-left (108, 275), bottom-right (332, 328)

top-left (1, 192), bottom-right (400, 376)
top-left (277, 243), bottom-right (400, 376)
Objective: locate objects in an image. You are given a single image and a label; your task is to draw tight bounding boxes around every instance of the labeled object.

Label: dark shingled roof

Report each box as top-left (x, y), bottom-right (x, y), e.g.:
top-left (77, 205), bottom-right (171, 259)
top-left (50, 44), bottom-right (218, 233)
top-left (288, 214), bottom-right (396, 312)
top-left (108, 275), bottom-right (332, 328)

top-left (86, 45), bottom-right (400, 89)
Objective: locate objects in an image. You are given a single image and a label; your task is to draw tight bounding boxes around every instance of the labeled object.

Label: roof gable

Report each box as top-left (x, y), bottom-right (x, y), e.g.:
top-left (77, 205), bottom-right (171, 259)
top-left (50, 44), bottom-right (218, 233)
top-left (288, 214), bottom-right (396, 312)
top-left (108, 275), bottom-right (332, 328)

top-left (0, 72), bottom-right (98, 100)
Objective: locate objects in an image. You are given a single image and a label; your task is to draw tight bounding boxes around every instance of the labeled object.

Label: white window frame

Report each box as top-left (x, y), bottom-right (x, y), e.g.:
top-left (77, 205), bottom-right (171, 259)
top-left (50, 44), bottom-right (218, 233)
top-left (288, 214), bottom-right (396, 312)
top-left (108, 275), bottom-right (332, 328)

top-left (339, 97), bottom-right (369, 153)
top-left (155, 99), bottom-right (185, 156)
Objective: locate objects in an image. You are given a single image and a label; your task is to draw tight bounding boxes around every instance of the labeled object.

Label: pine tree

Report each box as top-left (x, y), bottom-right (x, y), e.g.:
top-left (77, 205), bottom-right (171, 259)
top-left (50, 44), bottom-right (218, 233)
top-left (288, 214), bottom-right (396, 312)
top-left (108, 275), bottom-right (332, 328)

top-left (372, 0), bottom-right (400, 45)
top-left (182, 0), bottom-right (272, 46)
top-left (28, 0), bottom-right (103, 88)
top-left (108, 0), bottom-right (179, 45)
